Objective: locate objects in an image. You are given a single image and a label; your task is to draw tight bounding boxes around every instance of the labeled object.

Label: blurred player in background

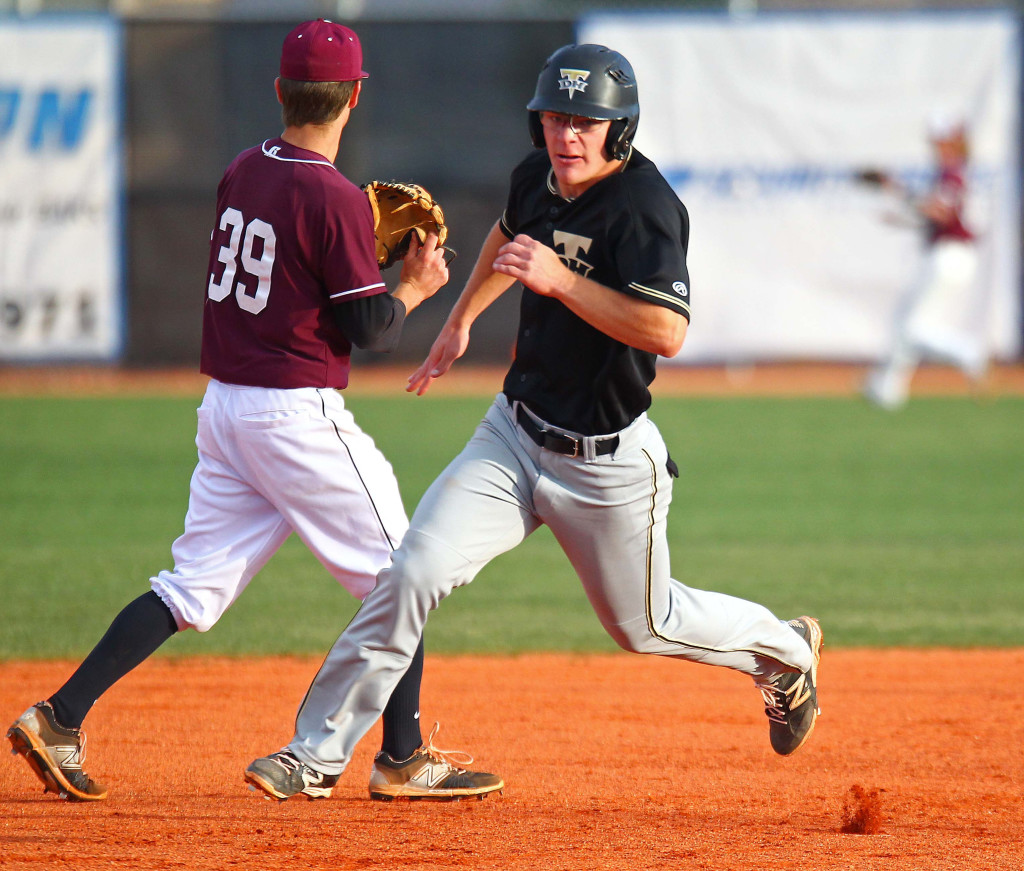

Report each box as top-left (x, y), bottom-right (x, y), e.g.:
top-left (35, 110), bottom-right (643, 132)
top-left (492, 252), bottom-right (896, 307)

top-left (8, 18), bottom-right (501, 804)
top-left (863, 110), bottom-right (988, 410)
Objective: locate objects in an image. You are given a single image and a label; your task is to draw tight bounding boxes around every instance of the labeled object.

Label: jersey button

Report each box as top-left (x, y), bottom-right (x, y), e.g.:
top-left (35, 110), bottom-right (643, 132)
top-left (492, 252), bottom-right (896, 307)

top-left (545, 222), bottom-right (553, 230)
top-left (549, 207), bottom-right (558, 215)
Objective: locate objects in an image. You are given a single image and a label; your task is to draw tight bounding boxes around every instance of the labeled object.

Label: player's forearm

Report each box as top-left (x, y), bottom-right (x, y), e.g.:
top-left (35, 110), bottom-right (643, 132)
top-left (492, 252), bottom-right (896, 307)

top-left (405, 225), bottom-right (515, 395)
top-left (392, 278), bottom-right (434, 315)
top-left (446, 222), bottom-right (516, 331)
top-left (332, 293), bottom-right (407, 352)
top-left (560, 272), bottom-right (688, 357)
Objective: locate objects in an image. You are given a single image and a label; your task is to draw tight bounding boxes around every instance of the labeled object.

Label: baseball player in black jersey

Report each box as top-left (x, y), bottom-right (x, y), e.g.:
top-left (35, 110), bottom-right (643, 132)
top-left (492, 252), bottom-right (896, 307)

top-left (247, 43), bottom-right (824, 797)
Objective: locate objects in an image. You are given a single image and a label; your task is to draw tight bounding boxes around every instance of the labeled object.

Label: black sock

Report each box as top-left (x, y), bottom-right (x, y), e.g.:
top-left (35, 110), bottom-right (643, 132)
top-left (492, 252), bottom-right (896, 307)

top-left (379, 635), bottom-right (425, 761)
top-left (49, 591), bottom-right (179, 730)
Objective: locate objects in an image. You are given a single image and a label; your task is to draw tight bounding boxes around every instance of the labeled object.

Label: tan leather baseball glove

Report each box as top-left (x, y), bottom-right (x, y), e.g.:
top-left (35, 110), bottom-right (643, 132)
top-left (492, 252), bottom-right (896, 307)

top-left (362, 180), bottom-right (452, 268)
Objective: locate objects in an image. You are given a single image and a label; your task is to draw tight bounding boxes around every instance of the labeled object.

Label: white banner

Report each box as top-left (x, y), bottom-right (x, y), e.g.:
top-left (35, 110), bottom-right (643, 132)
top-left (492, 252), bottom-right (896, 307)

top-left (0, 17), bottom-right (122, 362)
top-left (579, 12), bottom-right (1022, 363)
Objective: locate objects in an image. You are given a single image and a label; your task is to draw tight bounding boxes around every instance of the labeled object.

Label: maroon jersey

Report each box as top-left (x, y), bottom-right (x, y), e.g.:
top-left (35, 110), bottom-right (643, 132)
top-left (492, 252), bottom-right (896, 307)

top-left (200, 138), bottom-right (386, 388)
top-left (927, 165), bottom-right (974, 245)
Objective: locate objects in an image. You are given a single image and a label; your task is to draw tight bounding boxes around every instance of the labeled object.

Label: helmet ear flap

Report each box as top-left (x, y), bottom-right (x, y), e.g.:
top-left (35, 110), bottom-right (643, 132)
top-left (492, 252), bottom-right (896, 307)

top-left (606, 117), bottom-right (637, 161)
top-left (528, 111), bottom-right (544, 149)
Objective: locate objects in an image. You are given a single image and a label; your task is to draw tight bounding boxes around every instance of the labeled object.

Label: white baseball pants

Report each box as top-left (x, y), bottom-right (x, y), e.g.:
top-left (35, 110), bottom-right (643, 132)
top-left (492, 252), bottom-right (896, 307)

top-left (151, 379), bottom-right (408, 632)
top-left (288, 394), bottom-right (813, 775)
top-left (868, 239), bottom-right (986, 407)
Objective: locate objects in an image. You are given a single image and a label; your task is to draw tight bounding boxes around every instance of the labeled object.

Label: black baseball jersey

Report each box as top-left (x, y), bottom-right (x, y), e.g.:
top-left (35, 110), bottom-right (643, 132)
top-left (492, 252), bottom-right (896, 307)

top-left (499, 147), bottom-right (691, 435)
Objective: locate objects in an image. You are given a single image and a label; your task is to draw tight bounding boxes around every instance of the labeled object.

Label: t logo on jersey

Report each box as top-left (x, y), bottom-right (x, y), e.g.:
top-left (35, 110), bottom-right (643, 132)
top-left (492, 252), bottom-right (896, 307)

top-left (553, 231), bottom-right (594, 277)
top-left (558, 68), bottom-right (590, 99)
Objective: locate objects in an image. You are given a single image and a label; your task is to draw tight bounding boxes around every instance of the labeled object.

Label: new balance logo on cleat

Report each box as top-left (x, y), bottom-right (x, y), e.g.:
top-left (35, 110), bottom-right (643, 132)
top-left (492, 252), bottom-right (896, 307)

top-left (6, 701), bottom-right (108, 801)
top-left (760, 617), bottom-right (824, 756)
top-left (787, 673), bottom-right (813, 711)
top-left (368, 723), bottom-right (504, 802)
top-left (416, 760), bottom-right (459, 790)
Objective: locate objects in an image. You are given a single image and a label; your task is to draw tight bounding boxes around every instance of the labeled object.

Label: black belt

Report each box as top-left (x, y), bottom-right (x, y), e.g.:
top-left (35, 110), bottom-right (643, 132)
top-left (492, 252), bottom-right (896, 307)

top-left (515, 404), bottom-right (619, 458)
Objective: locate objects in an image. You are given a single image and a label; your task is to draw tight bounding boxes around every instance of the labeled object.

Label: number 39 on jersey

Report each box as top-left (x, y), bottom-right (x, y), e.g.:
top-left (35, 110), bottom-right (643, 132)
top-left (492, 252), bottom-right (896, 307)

top-left (207, 207), bottom-right (277, 314)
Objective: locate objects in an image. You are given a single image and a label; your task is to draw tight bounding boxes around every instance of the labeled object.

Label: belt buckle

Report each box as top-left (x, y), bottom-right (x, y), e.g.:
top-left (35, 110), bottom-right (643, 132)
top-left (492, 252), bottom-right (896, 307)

top-left (566, 435), bottom-right (581, 458)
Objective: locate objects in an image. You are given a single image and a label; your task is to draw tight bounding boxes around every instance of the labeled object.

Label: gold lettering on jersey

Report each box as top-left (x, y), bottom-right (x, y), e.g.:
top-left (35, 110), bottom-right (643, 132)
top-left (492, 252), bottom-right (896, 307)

top-left (558, 68), bottom-right (590, 99)
top-left (553, 231), bottom-right (594, 277)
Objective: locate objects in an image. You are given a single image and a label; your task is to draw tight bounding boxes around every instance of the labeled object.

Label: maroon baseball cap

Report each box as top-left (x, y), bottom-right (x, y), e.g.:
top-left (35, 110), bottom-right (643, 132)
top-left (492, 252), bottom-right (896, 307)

top-left (280, 19), bottom-right (369, 83)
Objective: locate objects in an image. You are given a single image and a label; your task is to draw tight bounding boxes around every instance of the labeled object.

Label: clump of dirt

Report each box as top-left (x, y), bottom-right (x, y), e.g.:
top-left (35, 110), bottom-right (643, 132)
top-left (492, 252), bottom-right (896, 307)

top-left (840, 783), bottom-right (885, 834)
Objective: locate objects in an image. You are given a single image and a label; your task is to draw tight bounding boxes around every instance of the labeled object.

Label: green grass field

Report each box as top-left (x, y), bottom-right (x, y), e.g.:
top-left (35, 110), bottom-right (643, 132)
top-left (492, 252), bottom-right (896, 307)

top-left (1, 392), bottom-right (1022, 659)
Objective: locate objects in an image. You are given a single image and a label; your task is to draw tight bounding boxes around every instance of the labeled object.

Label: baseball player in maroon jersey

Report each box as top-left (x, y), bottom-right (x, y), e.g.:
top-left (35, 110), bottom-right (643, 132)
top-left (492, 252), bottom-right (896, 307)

top-left (245, 43), bottom-right (823, 802)
top-left (863, 111), bottom-right (987, 409)
top-left (7, 18), bottom-right (501, 804)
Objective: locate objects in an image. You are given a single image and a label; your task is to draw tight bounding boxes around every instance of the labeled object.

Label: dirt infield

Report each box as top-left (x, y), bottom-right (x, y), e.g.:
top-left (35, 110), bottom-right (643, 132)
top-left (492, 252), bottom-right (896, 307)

top-left (2, 367), bottom-right (1021, 869)
top-left (2, 361), bottom-right (1023, 398)
top-left (2, 650), bottom-right (1021, 870)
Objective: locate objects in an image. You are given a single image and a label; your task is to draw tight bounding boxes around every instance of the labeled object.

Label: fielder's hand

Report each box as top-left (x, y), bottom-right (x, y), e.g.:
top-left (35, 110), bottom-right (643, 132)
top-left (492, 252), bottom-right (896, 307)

top-left (394, 232), bottom-right (449, 315)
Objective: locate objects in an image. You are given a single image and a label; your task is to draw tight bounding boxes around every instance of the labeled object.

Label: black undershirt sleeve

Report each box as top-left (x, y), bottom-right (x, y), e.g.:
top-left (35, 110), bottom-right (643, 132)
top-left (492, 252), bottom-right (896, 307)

top-left (333, 292), bottom-right (407, 352)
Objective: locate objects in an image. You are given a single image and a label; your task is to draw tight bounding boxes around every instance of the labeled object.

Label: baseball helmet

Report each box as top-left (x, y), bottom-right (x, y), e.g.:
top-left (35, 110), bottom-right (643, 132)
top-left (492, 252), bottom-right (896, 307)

top-left (527, 43), bottom-right (639, 160)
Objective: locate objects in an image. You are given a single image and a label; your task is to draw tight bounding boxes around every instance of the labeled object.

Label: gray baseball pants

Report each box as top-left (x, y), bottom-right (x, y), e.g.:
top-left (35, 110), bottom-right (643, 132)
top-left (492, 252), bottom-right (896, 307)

top-left (289, 394), bottom-right (814, 774)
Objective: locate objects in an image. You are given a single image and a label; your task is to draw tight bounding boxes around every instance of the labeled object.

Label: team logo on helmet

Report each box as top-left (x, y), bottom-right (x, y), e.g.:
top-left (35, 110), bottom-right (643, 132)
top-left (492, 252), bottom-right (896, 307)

top-left (558, 68), bottom-right (590, 99)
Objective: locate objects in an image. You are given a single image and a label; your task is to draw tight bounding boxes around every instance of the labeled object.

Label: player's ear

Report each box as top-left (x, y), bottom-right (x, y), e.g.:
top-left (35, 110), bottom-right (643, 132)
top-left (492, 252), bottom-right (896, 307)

top-left (349, 80), bottom-right (361, 109)
top-left (274, 77), bottom-right (283, 105)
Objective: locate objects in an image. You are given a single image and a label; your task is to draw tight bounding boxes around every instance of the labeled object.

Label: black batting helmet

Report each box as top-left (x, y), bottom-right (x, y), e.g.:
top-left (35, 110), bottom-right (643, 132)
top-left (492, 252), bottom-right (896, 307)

top-left (527, 43), bottom-right (639, 161)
